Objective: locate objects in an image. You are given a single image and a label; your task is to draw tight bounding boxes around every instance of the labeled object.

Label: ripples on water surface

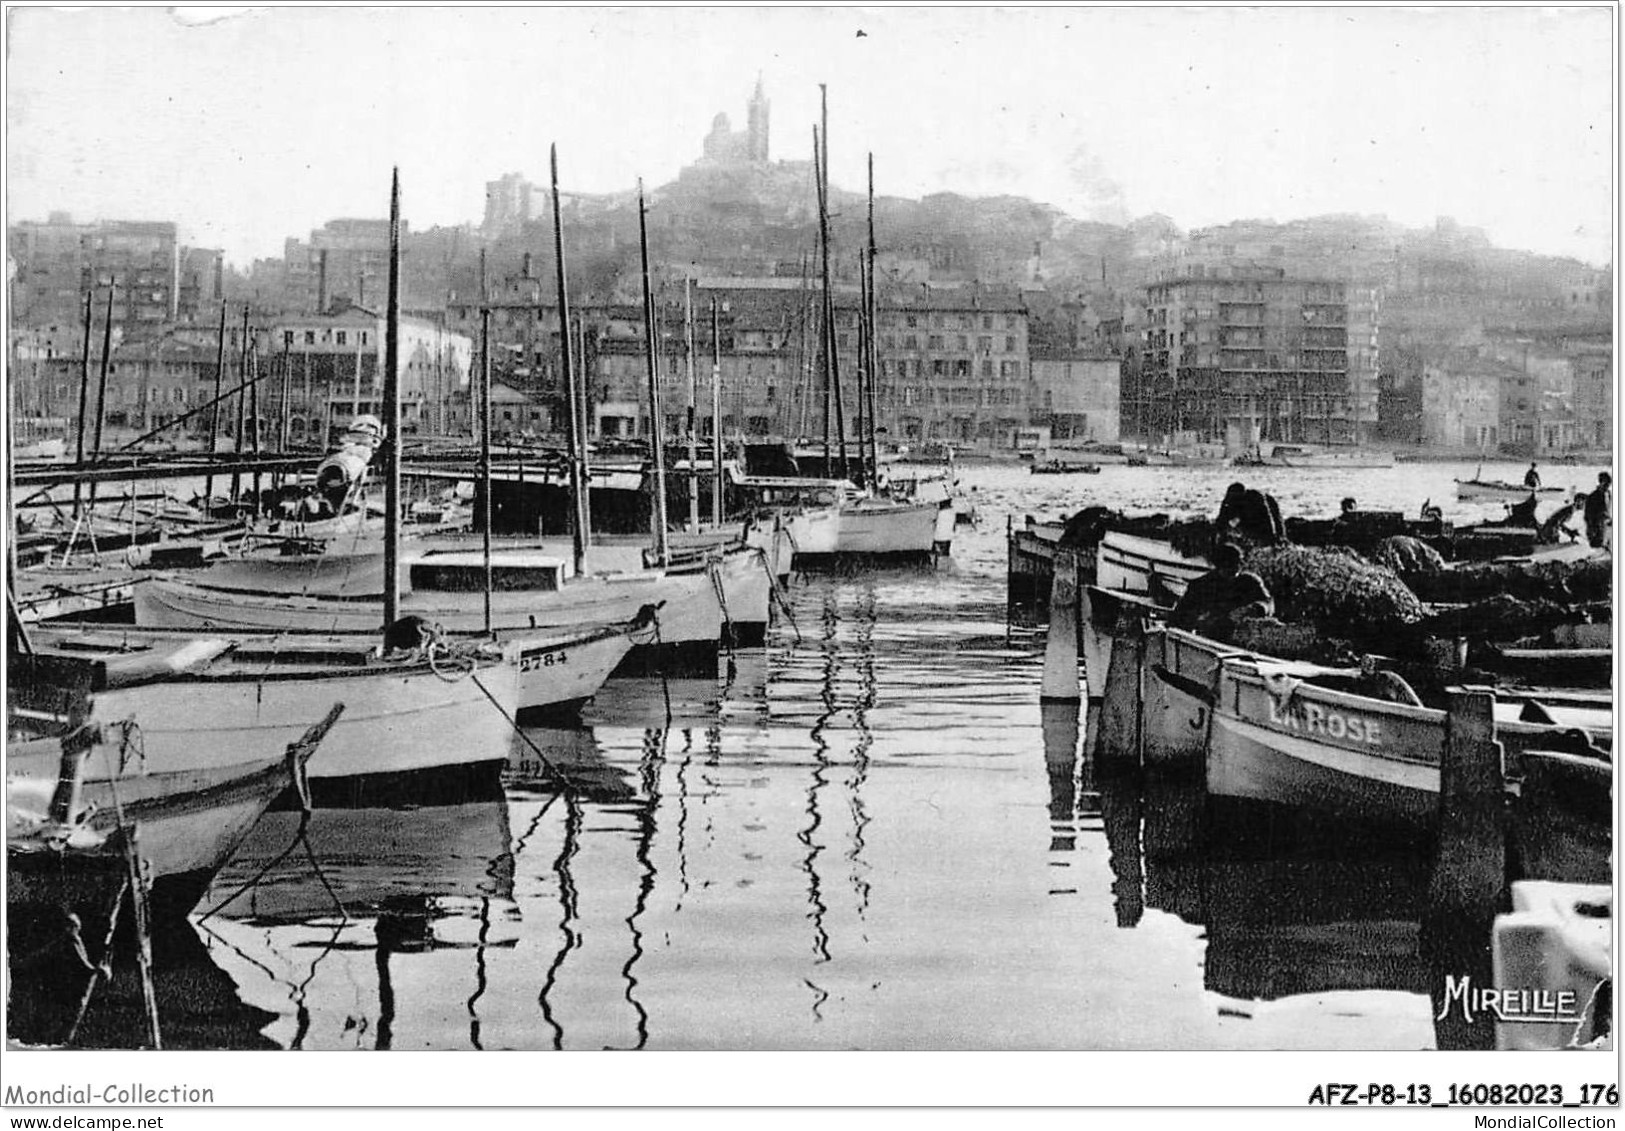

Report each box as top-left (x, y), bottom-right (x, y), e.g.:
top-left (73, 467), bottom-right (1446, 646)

top-left (39, 460), bottom-right (1610, 1050)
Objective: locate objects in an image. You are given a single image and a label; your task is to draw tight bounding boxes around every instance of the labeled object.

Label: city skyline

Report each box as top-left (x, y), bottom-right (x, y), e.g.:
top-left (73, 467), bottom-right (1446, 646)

top-left (6, 6), bottom-right (1614, 269)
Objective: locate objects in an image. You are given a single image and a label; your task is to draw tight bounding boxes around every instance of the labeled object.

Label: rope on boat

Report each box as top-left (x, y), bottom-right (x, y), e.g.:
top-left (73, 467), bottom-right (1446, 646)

top-left (763, 553), bottom-right (800, 644)
top-left (62, 875), bottom-right (131, 1047)
top-left (92, 739), bottom-right (161, 1048)
top-left (464, 604), bottom-right (668, 791)
top-left (708, 557), bottom-right (735, 655)
top-left (201, 704), bottom-right (350, 927)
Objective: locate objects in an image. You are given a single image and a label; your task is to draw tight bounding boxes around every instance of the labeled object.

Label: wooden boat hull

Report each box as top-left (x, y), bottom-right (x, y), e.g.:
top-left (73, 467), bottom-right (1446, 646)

top-left (16, 631), bottom-right (524, 786)
top-left (1096, 530), bottom-right (1208, 595)
top-left (134, 555), bottom-right (753, 674)
top-left (1207, 657), bottom-right (1614, 827)
top-left (1455, 479), bottom-right (1565, 501)
top-left (1007, 519), bottom-right (1067, 615)
top-left (8, 744), bottom-right (299, 927)
top-left (1140, 626), bottom-right (1241, 764)
top-left (800, 499), bottom-right (941, 562)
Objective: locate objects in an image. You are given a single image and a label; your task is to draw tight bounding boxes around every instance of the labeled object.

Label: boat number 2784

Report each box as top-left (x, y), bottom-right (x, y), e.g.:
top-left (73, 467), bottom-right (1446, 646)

top-left (519, 649), bottom-right (569, 671)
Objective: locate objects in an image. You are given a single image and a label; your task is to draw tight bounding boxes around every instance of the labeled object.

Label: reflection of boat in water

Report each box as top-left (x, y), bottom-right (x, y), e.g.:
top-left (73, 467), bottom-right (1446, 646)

top-left (200, 798), bottom-right (514, 922)
top-left (1099, 767), bottom-right (1432, 1004)
top-left (7, 915), bottom-right (282, 1049)
top-left (507, 723), bottom-right (636, 804)
top-left (191, 796), bottom-right (520, 1049)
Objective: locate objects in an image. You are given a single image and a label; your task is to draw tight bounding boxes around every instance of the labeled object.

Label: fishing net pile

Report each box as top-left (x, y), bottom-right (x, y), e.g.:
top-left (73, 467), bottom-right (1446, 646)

top-left (1405, 555), bottom-right (1613, 605)
top-left (1414, 592), bottom-right (1611, 643)
top-left (1243, 544), bottom-right (1426, 638)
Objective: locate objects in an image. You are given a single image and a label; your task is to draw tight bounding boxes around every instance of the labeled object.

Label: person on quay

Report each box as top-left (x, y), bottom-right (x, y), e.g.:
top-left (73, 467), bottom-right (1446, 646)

top-left (1583, 471), bottom-right (1612, 548)
top-left (1169, 541), bottom-right (1275, 640)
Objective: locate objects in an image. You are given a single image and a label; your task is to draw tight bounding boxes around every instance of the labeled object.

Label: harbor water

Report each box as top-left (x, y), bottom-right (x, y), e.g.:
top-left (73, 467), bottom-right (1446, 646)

top-left (27, 459), bottom-right (1610, 1050)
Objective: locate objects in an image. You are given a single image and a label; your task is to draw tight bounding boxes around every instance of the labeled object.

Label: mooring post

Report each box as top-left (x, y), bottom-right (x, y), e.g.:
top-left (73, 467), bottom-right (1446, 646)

top-left (1093, 614), bottom-right (1145, 772)
top-left (1430, 687), bottom-right (1506, 915)
top-left (1040, 550), bottom-right (1082, 703)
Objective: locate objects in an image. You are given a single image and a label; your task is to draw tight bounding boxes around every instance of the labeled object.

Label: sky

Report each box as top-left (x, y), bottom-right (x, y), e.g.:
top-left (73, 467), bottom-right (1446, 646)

top-left (5, 5), bottom-right (1615, 268)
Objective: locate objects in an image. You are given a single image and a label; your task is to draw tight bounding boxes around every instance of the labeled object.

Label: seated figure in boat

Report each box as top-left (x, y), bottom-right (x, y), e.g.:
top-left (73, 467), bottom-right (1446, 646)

top-left (1215, 482), bottom-right (1285, 547)
top-left (1168, 542), bottom-right (1275, 640)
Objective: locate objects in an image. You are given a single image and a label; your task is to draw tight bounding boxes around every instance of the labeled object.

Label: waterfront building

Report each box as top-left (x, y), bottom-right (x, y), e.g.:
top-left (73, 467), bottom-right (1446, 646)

top-left (271, 306), bottom-right (472, 445)
top-left (866, 283), bottom-right (1030, 448)
top-left (281, 218), bottom-right (403, 316)
top-left (1028, 351), bottom-right (1121, 445)
top-left (1418, 354), bottom-right (1504, 455)
top-left (1134, 263), bottom-right (1380, 450)
top-left (8, 214), bottom-right (197, 330)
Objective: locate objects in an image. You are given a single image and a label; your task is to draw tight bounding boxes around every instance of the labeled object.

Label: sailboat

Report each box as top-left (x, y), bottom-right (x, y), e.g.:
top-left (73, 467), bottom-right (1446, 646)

top-left (812, 125), bottom-right (948, 562)
top-left (13, 173), bottom-right (635, 811)
top-left (132, 163), bottom-right (767, 673)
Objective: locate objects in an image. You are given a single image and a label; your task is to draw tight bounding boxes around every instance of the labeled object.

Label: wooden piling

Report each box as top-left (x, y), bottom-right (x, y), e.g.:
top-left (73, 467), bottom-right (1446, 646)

top-left (1093, 614), bottom-right (1145, 772)
top-left (1429, 687), bottom-right (1506, 914)
top-left (1040, 551), bottom-right (1081, 703)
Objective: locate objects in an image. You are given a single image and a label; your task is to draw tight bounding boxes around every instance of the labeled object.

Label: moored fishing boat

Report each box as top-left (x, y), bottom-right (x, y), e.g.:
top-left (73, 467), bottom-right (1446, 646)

top-left (1455, 477), bottom-right (1565, 502)
top-left (16, 623), bottom-right (535, 803)
top-left (1204, 653), bottom-right (1612, 826)
top-left (133, 544), bottom-right (753, 674)
top-left (8, 660), bottom-right (342, 935)
top-left (1235, 444), bottom-right (1396, 470)
top-left (1029, 458), bottom-right (1101, 475)
top-left (825, 495), bottom-right (946, 562)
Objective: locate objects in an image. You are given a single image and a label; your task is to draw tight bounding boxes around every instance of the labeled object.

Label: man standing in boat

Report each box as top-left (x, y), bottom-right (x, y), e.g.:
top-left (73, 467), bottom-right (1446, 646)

top-left (1169, 542), bottom-right (1275, 639)
top-left (1524, 461), bottom-right (1542, 489)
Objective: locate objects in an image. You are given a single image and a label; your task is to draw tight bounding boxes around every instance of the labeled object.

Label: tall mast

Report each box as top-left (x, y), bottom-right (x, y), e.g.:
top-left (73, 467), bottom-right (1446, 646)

top-left (551, 143), bottom-right (588, 575)
top-left (480, 282), bottom-right (493, 634)
top-left (72, 290), bottom-right (93, 515)
top-left (816, 87), bottom-right (848, 481)
top-left (87, 281), bottom-right (115, 507)
top-left (866, 151), bottom-right (882, 487)
top-left (795, 250), bottom-right (812, 440)
top-left (637, 180), bottom-right (669, 566)
top-left (814, 127), bottom-right (831, 477)
top-left (575, 311), bottom-right (592, 538)
top-left (383, 167), bottom-right (403, 631)
top-left (710, 297), bottom-right (723, 526)
top-left (231, 304), bottom-right (249, 502)
top-left (279, 340), bottom-right (292, 454)
top-left (854, 248), bottom-right (868, 489)
top-left (684, 277), bottom-right (698, 532)
top-left (204, 300), bottom-right (227, 500)
top-left (249, 340), bottom-right (262, 508)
